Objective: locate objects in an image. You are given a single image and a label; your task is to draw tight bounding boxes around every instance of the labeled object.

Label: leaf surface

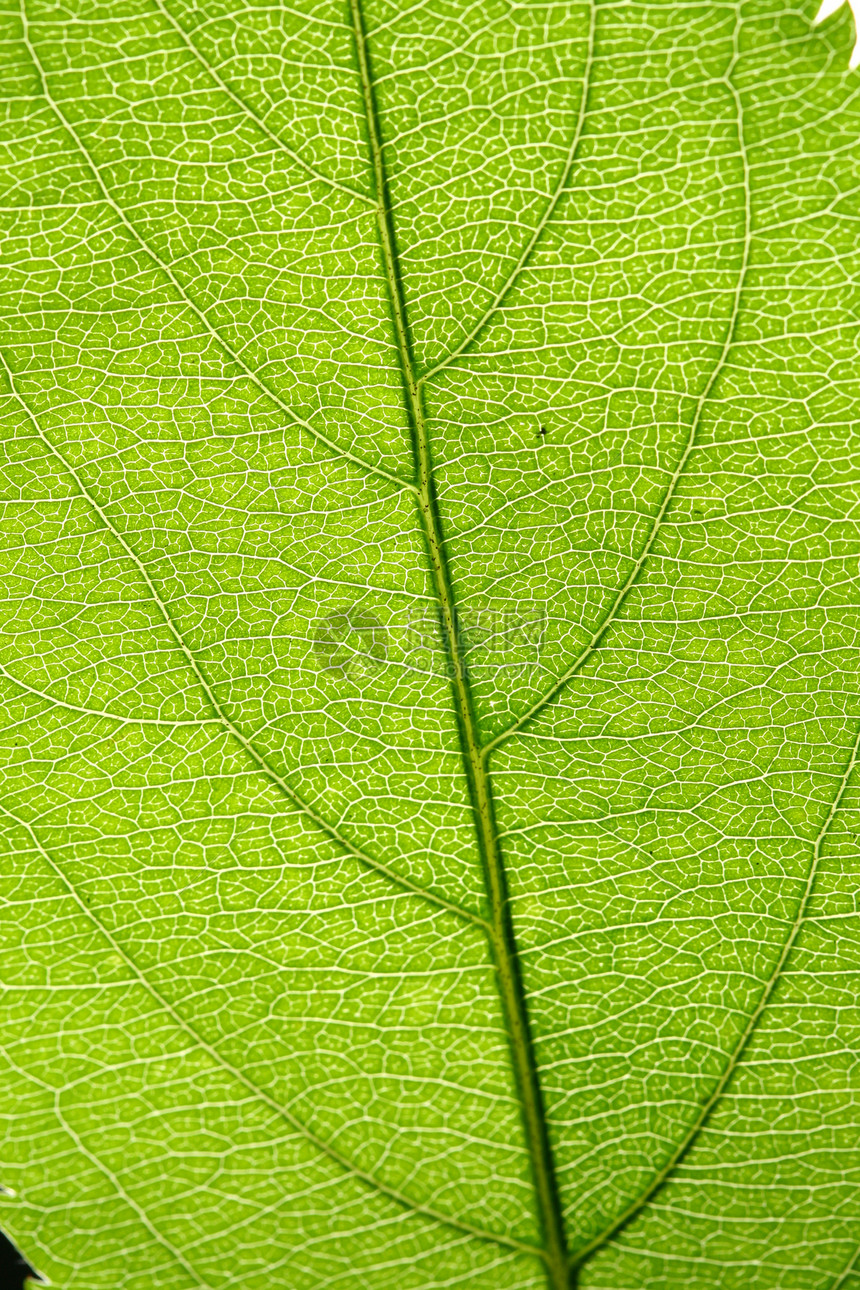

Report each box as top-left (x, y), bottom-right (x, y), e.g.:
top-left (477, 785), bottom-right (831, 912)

top-left (1, 0), bottom-right (860, 1287)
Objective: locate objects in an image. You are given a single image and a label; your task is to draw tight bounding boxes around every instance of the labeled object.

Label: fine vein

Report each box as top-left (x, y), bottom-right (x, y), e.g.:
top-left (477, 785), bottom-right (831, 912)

top-left (0, 812), bottom-right (217, 1290)
top-left (19, 0), bottom-right (415, 500)
top-left (348, 2), bottom-right (569, 1286)
top-left (563, 40), bottom-right (817, 1275)
top-left (0, 345), bottom-right (486, 934)
top-left (0, 804), bottom-right (537, 1260)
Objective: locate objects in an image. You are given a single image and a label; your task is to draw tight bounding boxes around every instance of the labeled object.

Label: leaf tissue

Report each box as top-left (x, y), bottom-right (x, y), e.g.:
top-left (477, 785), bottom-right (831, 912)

top-left (1, 0), bottom-right (860, 1286)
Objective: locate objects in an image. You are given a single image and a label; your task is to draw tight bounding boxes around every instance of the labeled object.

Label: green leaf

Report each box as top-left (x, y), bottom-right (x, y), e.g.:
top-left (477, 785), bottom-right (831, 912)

top-left (1, 0), bottom-right (859, 1287)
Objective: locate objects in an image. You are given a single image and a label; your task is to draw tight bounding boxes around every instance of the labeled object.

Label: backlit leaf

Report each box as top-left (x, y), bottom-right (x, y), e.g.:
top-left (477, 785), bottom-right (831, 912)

top-left (1, 0), bottom-right (859, 1287)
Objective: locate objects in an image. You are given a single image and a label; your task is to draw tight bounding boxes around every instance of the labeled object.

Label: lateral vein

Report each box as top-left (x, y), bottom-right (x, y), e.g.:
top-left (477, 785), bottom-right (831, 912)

top-left (482, 40), bottom-right (754, 765)
top-left (0, 660), bottom-right (222, 728)
top-left (0, 345), bottom-right (488, 934)
top-left (0, 812), bottom-right (216, 1289)
top-left (418, 0), bottom-right (596, 388)
top-left (555, 38), bottom-right (839, 1277)
top-left (150, 0), bottom-right (374, 205)
top-left (18, 0), bottom-right (416, 500)
top-left (830, 1240), bottom-right (860, 1290)
top-left (569, 717), bottom-right (860, 1272)
top-left (0, 804), bottom-right (539, 1261)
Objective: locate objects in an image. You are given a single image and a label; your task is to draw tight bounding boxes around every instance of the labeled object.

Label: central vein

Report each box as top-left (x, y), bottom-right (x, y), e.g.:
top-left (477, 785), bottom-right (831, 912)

top-left (347, 1), bottom-right (569, 1285)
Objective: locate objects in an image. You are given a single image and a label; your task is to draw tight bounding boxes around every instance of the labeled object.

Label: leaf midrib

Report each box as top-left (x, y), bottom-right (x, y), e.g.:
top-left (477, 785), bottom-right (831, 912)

top-left (6, 15), bottom-right (544, 1262)
top-left (346, 2), bottom-right (571, 1285)
top-left (347, 11), bottom-right (860, 1287)
top-left (13, 5), bottom-right (490, 938)
top-left (0, 146), bottom-right (527, 1270)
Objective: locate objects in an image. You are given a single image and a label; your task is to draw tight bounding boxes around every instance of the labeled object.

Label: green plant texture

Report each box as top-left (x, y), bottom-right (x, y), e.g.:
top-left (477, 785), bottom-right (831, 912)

top-left (1, 0), bottom-right (860, 1286)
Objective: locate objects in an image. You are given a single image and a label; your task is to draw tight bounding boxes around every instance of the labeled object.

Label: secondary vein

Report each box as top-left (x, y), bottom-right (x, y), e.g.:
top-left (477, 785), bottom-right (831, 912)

top-left (0, 344), bottom-right (487, 934)
top-left (0, 810), bottom-right (217, 1290)
top-left (830, 1239), bottom-right (860, 1290)
top-left (18, 0), bottom-right (415, 500)
top-left (418, 0), bottom-right (596, 388)
top-left (569, 716), bottom-right (860, 1273)
top-left (150, 0), bottom-right (374, 205)
top-left (481, 35), bottom-right (754, 765)
top-left (548, 33), bottom-right (833, 1277)
top-left (0, 804), bottom-right (536, 1260)
top-left (347, 3), bottom-right (570, 1285)
top-left (0, 660), bottom-right (222, 728)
